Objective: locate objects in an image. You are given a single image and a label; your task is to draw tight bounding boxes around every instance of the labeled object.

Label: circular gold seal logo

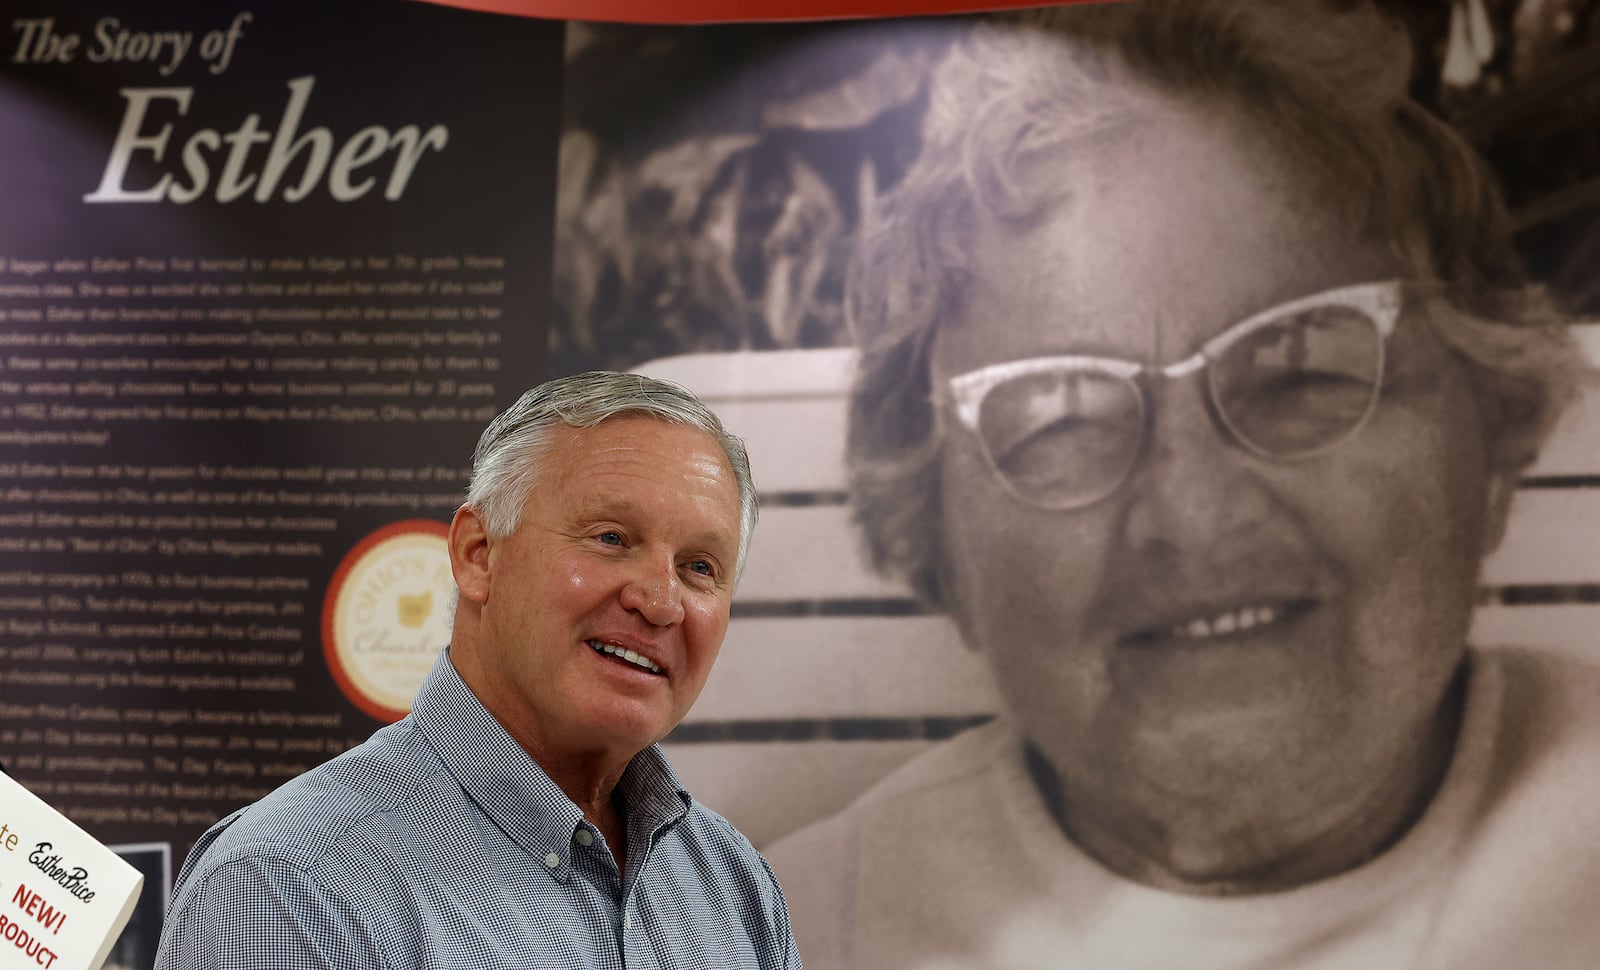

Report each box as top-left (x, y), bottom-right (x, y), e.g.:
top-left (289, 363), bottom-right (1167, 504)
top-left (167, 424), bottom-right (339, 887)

top-left (322, 520), bottom-right (452, 722)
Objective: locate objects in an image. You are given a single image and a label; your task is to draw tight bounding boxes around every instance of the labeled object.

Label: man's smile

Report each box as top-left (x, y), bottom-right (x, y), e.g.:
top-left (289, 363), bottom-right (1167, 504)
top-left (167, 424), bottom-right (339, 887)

top-left (587, 638), bottom-right (665, 674)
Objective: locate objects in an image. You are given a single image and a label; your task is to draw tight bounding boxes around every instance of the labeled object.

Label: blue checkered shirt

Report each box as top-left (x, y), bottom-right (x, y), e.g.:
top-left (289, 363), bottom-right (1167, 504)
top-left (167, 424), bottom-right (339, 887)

top-left (153, 650), bottom-right (801, 969)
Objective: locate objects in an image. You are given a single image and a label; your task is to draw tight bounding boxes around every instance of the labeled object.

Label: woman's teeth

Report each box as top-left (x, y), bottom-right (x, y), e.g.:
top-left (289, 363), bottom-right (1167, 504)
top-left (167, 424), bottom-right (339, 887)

top-left (588, 640), bottom-right (662, 673)
top-left (1170, 605), bottom-right (1279, 640)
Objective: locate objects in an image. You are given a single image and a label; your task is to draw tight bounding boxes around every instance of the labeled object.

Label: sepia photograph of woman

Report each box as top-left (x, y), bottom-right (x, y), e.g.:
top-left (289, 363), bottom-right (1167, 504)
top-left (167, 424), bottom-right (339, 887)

top-left (553, 1), bottom-right (1600, 967)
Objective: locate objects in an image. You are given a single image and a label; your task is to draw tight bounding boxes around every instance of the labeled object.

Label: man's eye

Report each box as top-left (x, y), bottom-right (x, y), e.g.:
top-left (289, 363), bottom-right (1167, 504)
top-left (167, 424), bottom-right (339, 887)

top-left (688, 559), bottom-right (714, 577)
top-left (597, 531), bottom-right (624, 546)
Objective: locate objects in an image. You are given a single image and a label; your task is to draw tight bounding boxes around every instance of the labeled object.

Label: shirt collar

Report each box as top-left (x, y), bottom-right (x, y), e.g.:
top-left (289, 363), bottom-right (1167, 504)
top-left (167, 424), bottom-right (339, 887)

top-left (408, 648), bottom-right (692, 871)
top-left (617, 742), bottom-right (694, 852)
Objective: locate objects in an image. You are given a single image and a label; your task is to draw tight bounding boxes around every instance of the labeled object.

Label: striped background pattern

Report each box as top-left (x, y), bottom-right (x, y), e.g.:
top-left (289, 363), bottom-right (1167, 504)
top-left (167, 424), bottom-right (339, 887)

top-left (641, 330), bottom-right (1600, 847)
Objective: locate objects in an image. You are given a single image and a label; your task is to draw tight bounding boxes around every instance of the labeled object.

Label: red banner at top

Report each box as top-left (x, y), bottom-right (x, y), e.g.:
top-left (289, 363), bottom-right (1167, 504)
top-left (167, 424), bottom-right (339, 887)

top-left (421, 0), bottom-right (1090, 24)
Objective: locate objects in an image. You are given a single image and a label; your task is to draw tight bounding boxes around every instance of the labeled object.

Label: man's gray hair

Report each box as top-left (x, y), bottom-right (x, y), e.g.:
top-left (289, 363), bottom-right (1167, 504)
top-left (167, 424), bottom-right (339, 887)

top-left (464, 371), bottom-right (759, 578)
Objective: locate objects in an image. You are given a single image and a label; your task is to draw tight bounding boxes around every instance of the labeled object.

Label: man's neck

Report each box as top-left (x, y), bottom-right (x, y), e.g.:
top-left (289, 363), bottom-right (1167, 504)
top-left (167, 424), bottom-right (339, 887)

top-left (536, 747), bottom-right (633, 875)
top-left (445, 642), bottom-right (640, 874)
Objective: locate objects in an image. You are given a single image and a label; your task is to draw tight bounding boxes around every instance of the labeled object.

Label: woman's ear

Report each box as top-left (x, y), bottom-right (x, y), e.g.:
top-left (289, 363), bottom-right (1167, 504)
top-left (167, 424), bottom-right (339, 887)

top-left (448, 505), bottom-right (493, 606)
top-left (928, 555), bottom-right (988, 658)
top-left (1481, 463), bottom-right (1518, 555)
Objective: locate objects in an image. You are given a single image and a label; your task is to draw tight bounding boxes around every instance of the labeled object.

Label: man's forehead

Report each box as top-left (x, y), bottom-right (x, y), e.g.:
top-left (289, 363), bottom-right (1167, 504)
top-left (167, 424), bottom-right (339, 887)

top-left (569, 419), bottom-right (732, 478)
top-left (547, 424), bottom-right (740, 537)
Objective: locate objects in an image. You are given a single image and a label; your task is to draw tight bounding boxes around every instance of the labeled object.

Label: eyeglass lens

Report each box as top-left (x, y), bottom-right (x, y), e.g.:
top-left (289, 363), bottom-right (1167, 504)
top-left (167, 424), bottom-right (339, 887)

top-left (975, 368), bottom-right (1143, 507)
top-left (1208, 304), bottom-right (1382, 457)
top-left (972, 304), bottom-right (1382, 507)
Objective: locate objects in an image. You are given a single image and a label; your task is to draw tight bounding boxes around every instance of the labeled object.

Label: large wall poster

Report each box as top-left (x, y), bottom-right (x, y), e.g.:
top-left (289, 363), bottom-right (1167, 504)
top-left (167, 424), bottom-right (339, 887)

top-left (0, 0), bottom-right (1595, 965)
top-left (0, 0), bottom-right (564, 921)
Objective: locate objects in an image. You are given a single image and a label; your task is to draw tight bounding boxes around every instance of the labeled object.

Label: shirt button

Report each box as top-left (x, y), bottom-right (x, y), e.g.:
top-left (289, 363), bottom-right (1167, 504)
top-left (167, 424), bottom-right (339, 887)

top-left (543, 852), bottom-right (561, 869)
top-left (575, 829), bottom-right (594, 847)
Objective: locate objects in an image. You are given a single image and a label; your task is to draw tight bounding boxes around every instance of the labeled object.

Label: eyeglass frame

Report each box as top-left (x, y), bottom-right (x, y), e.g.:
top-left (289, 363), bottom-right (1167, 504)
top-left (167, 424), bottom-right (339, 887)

top-left (941, 279), bottom-right (1408, 510)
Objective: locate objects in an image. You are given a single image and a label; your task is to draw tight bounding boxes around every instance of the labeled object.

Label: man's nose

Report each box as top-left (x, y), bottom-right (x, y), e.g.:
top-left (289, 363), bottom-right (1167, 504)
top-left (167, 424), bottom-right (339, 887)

top-left (1116, 376), bottom-right (1274, 561)
top-left (618, 554), bottom-right (686, 627)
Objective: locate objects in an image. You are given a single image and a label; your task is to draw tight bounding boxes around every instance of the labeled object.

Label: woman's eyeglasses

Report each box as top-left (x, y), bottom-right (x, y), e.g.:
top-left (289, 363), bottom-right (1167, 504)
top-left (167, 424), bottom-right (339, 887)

top-left (942, 279), bottom-right (1406, 510)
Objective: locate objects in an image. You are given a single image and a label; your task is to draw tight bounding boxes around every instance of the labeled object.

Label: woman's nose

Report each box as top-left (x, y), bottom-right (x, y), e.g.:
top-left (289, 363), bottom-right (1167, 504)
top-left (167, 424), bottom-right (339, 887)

top-left (1117, 376), bottom-right (1274, 562)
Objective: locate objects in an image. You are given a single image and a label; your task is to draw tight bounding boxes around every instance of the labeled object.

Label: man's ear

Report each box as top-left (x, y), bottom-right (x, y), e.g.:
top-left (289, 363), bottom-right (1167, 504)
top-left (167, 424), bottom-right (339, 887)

top-left (449, 505), bottom-right (493, 606)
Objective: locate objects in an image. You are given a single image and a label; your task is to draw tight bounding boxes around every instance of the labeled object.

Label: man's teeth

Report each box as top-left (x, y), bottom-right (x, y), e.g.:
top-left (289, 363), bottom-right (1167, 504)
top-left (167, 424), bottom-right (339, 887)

top-left (1170, 605), bottom-right (1279, 640)
top-left (588, 641), bottom-right (662, 673)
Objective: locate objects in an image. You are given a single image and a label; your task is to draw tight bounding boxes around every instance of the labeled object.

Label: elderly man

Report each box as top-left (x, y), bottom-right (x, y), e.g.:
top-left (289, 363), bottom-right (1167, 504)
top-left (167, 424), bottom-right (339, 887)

top-left (766, 1), bottom-right (1598, 968)
top-left (155, 372), bottom-right (800, 970)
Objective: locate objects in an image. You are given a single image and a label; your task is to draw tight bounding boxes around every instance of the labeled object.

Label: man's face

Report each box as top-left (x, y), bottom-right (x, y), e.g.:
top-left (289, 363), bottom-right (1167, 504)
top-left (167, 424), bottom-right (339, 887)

top-left (931, 105), bottom-right (1507, 880)
top-left (458, 416), bottom-right (742, 763)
